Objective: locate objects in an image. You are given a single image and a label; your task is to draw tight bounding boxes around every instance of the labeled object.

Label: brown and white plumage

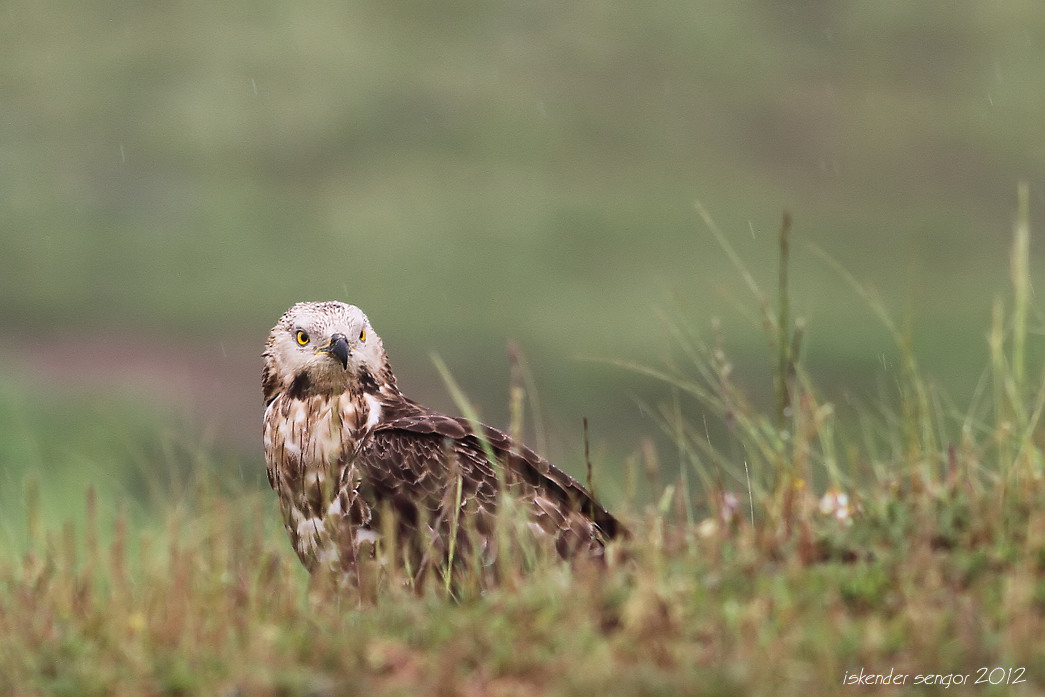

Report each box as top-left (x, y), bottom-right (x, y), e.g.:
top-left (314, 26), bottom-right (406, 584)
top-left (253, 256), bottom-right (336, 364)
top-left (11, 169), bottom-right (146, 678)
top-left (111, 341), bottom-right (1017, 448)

top-left (262, 301), bottom-right (621, 582)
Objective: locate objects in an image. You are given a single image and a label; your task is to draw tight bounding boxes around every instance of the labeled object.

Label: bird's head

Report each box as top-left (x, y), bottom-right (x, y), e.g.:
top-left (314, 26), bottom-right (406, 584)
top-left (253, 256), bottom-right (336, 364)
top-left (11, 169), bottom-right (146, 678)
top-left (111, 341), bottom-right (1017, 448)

top-left (263, 301), bottom-right (393, 402)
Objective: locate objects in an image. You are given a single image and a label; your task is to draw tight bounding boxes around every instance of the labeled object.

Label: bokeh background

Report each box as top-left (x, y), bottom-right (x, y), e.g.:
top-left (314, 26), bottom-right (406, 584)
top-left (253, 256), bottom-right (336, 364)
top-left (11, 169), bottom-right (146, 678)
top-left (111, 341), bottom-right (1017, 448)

top-left (3, 1), bottom-right (1044, 544)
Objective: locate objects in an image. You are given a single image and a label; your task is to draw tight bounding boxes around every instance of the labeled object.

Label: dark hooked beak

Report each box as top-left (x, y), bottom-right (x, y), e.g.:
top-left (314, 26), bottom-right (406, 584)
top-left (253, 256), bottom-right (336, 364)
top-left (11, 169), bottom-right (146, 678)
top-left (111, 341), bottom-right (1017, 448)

top-left (319, 333), bottom-right (351, 369)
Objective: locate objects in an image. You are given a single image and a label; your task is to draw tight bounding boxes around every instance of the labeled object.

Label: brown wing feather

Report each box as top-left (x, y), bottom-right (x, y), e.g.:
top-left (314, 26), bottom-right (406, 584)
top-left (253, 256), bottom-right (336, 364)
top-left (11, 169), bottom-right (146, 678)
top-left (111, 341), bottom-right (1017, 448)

top-left (357, 400), bottom-right (623, 546)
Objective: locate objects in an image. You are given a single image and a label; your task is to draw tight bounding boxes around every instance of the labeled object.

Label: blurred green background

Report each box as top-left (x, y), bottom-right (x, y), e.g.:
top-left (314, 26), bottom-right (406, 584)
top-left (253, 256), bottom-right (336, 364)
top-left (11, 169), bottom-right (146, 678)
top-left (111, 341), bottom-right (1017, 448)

top-left (2, 0), bottom-right (1045, 540)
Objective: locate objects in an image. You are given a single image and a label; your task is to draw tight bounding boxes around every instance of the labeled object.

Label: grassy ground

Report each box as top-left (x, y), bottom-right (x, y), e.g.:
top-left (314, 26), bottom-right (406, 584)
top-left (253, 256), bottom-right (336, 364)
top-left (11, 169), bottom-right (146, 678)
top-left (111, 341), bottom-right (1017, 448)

top-left (2, 216), bottom-right (1044, 696)
top-left (4, 476), bottom-right (1041, 696)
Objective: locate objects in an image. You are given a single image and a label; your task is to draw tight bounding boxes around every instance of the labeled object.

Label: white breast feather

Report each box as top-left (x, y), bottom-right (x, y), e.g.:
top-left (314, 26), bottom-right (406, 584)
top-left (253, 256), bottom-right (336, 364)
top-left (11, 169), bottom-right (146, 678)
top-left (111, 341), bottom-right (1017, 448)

top-left (363, 393), bottom-right (383, 429)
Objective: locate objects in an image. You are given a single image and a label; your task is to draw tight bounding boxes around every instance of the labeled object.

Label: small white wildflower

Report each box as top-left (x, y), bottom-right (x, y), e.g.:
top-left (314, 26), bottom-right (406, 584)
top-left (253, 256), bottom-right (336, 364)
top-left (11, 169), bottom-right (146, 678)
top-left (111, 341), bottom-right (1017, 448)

top-left (818, 489), bottom-right (853, 524)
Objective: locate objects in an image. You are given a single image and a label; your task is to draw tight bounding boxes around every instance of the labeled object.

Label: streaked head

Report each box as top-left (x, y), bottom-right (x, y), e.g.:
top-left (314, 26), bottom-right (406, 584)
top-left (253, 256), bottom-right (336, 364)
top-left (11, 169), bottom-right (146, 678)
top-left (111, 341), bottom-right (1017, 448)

top-left (263, 301), bottom-right (390, 402)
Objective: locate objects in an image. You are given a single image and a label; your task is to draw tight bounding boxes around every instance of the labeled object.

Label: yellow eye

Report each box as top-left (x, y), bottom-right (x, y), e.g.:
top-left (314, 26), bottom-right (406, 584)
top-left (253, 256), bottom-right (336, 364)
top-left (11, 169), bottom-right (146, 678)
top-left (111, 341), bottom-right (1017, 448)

top-left (359, 329), bottom-right (366, 342)
top-left (295, 330), bottom-right (310, 346)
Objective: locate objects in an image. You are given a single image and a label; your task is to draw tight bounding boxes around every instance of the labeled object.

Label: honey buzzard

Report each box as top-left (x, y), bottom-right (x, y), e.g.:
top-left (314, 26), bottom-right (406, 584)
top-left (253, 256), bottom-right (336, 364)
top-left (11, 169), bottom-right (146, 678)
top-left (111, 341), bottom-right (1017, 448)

top-left (262, 301), bottom-right (621, 583)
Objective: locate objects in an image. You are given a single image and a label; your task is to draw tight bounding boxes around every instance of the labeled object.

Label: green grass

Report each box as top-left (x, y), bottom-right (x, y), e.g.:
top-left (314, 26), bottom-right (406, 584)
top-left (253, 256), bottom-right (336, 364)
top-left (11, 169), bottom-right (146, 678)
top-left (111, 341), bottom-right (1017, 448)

top-left (2, 202), bottom-right (1045, 695)
top-left (6, 480), bottom-right (1042, 696)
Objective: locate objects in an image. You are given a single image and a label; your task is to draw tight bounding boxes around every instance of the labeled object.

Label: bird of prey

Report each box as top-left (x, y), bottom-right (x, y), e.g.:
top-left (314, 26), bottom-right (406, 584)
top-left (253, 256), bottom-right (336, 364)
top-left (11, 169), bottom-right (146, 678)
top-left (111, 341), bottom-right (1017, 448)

top-left (262, 301), bottom-right (621, 584)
